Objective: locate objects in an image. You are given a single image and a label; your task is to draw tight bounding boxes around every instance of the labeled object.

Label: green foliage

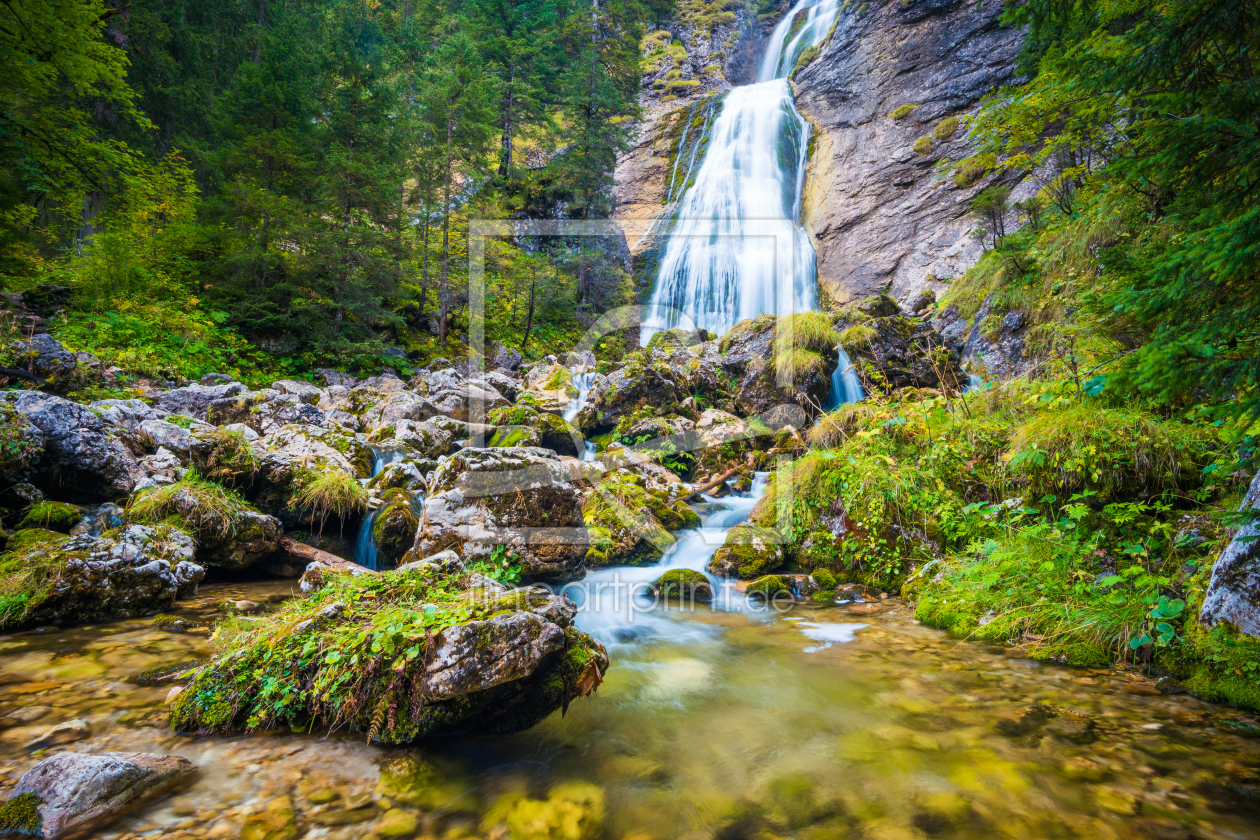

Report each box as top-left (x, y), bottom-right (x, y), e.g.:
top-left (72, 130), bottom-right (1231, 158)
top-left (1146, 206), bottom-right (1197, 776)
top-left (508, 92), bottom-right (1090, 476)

top-left (967, 0), bottom-right (1260, 424)
top-left (952, 155), bottom-right (989, 188)
top-left (746, 574), bottom-right (790, 596)
top-left (0, 536), bottom-right (68, 629)
top-left (913, 136), bottom-right (933, 156)
top-left (0, 403), bottom-right (41, 472)
top-left (190, 427), bottom-right (260, 484)
top-left (467, 545), bottom-right (524, 587)
top-left (888, 104), bottom-right (920, 120)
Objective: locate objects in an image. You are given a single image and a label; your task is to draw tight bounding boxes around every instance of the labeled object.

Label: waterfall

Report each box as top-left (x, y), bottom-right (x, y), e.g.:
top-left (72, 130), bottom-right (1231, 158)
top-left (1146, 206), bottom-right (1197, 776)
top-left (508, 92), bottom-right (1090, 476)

top-left (353, 446), bottom-right (408, 571)
top-left (640, 0), bottom-right (840, 345)
top-left (823, 346), bottom-right (864, 410)
top-left (563, 371), bottom-right (597, 423)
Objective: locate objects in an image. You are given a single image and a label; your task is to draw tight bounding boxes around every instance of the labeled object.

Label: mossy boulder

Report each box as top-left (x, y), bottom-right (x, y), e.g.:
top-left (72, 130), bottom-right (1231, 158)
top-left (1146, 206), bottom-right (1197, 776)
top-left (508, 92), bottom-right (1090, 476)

top-left (488, 425), bottom-right (543, 448)
top-left (0, 524), bottom-right (203, 631)
top-left (746, 574), bottom-right (791, 596)
top-left (575, 362), bottom-right (684, 434)
top-left (649, 568), bottom-right (713, 602)
top-left (708, 523), bottom-right (785, 579)
top-left (415, 447), bottom-right (588, 583)
top-left (536, 412), bottom-right (586, 457)
top-left (372, 494), bottom-right (420, 565)
top-left (128, 477), bottom-right (283, 571)
top-left (16, 501), bottom-right (82, 533)
top-left (169, 567), bottom-right (609, 742)
top-left (582, 472), bottom-right (694, 567)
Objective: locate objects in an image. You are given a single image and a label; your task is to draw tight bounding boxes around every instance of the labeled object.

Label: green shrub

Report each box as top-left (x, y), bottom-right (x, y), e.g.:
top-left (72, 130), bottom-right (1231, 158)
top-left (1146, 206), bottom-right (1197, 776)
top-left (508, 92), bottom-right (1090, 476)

top-left (290, 467), bottom-right (368, 521)
top-left (953, 156), bottom-right (989, 187)
top-left (913, 136), bottom-right (933, 156)
top-left (191, 427), bottom-right (259, 484)
top-left (838, 324), bottom-right (876, 350)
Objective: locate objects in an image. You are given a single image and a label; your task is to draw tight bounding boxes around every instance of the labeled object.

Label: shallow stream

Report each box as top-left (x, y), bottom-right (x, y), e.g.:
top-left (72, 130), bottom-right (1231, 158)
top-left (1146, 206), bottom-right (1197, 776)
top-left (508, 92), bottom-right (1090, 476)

top-left (1, 569), bottom-right (1258, 839)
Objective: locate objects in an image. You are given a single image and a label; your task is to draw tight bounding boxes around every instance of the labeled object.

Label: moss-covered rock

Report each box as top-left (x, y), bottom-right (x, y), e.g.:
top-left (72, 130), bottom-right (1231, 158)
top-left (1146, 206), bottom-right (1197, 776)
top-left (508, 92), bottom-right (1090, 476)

top-left (372, 493), bottom-right (420, 565)
top-left (746, 574), bottom-right (790, 596)
top-left (582, 472), bottom-right (690, 567)
top-left (169, 568), bottom-right (609, 742)
top-left (708, 523), bottom-right (784, 579)
top-left (415, 447), bottom-right (588, 583)
top-left (488, 425), bottom-right (543, 448)
top-left (649, 568), bottom-right (713, 602)
top-left (0, 524), bottom-right (203, 631)
top-left (128, 476), bottom-right (283, 570)
top-left (15, 501), bottom-right (81, 533)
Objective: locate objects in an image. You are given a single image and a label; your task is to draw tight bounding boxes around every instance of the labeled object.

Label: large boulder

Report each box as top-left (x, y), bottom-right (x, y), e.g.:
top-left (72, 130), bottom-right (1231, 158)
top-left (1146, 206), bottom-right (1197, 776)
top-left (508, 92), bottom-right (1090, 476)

top-left (0, 751), bottom-right (196, 839)
top-left (708, 523), bottom-right (786, 579)
top-left (387, 418), bottom-right (454, 460)
top-left (10, 333), bottom-right (78, 391)
top-left (4, 391), bottom-right (142, 501)
top-left (427, 382), bottom-right (509, 423)
top-left (584, 471), bottom-right (698, 567)
top-left (0, 400), bottom-right (43, 474)
top-left (261, 423), bottom-right (372, 478)
top-left (206, 389), bottom-right (327, 434)
top-left (575, 361), bottom-right (684, 434)
top-left (0, 525), bottom-right (204, 631)
top-left (359, 391), bottom-right (437, 432)
top-left (128, 478), bottom-right (283, 571)
top-left (152, 381), bottom-right (248, 420)
top-left (170, 567), bottom-right (608, 741)
top-left (88, 398), bottom-right (160, 432)
top-left (716, 314), bottom-right (839, 419)
top-left (414, 447), bottom-right (588, 583)
top-left (1200, 470), bottom-right (1260, 636)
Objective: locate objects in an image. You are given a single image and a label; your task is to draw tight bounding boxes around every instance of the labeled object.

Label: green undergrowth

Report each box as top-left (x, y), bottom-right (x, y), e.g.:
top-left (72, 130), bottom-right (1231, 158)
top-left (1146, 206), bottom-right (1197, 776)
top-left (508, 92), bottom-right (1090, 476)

top-left (779, 378), bottom-right (1254, 695)
top-left (0, 537), bottom-right (68, 629)
top-left (170, 567), bottom-right (606, 742)
top-left (290, 468), bottom-right (367, 522)
top-left (190, 427), bottom-right (259, 485)
top-left (16, 501), bottom-right (82, 533)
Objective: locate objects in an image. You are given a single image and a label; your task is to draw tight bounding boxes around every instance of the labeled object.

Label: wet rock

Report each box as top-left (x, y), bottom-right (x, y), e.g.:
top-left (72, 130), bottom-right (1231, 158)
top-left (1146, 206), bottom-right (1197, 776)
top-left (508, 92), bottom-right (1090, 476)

top-left (794, 0), bottom-right (1025, 305)
top-left (584, 471), bottom-right (696, 568)
top-left (5, 391), bottom-right (142, 501)
top-left (837, 296), bottom-right (967, 393)
top-left (575, 361), bottom-right (683, 434)
top-left (1200, 468), bottom-right (1260, 636)
top-left (0, 524), bottom-right (203, 631)
top-left (367, 459), bottom-right (431, 496)
top-left (649, 569), bottom-right (713, 603)
top-left (708, 523), bottom-right (785, 579)
top-left (25, 718), bottom-right (90, 750)
top-left (415, 447), bottom-right (588, 583)
top-left (1, 751), bottom-right (195, 839)
top-left (936, 294), bottom-right (1031, 381)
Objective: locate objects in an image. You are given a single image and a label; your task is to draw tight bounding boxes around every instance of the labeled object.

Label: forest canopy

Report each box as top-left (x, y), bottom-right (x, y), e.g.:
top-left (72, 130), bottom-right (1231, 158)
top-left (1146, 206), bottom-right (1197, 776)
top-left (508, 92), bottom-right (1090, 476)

top-left (0, 0), bottom-right (650, 380)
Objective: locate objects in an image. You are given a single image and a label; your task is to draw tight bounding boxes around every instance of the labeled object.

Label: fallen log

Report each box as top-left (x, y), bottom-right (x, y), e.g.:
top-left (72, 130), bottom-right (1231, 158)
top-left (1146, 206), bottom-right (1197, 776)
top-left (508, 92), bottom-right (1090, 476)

top-left (280, 537), bottom-right (374, 574)
top-left (692, 465), bottom-right (742, 497)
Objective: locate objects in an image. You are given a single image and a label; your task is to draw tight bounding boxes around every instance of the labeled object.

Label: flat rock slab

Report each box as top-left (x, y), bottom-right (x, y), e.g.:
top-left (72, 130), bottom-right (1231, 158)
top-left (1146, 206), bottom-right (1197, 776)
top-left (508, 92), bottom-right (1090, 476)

top-left (5, 751), bottom-right (195, 839)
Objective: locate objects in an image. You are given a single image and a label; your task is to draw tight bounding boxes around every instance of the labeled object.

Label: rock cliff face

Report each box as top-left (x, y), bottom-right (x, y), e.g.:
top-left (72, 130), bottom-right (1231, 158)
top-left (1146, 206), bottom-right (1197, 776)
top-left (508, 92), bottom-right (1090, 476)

top-left (793, 0), bottom-right (1025, 307)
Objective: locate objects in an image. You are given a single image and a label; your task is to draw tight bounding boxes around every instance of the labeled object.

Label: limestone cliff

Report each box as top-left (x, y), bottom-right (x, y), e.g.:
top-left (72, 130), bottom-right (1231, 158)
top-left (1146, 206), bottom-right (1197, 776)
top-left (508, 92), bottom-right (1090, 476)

top-left (794, 0), bottom-right (1025, 307)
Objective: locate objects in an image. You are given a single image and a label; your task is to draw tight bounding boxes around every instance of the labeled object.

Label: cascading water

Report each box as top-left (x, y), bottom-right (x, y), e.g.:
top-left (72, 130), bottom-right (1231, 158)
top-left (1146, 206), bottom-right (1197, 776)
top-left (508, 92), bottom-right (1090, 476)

top-left (824, 346), bottom-right (864, 410)
top-left (565, 370), bottom-right (600, 462)
top-left (569, 473), bottom-right (770, 647)
top-left (640, 0), bottom-right (840, 345)
top-left (353, 446), bottom-right (411, 571)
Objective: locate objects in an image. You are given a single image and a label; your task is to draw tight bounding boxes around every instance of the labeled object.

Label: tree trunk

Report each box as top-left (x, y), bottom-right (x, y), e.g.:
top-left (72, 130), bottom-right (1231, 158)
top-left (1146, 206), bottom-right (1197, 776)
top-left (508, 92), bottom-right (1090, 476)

top-left (439, 115), bottom-right (453, 342)
top-left (522, 265), bottom-right (537, 347)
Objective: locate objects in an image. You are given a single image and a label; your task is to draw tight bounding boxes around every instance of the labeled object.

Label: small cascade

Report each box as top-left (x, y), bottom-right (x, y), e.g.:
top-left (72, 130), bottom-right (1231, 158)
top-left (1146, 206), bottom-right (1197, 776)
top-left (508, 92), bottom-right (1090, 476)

top-left (823, 346), bottom-right (864, 410)
top-left (563, 370), bottom-right (597, 423)
top-left (965, 372), bottom-right (983, 392)
top-left (568, 472), bottom-right (771, 648)
top-left (353, 445), bottom-right (408, 571)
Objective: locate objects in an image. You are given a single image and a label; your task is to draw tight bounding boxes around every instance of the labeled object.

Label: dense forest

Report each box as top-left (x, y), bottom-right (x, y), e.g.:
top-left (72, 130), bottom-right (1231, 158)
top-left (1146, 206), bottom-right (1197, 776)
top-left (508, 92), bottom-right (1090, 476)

top-left (1, 0), bottom-right (660, 381)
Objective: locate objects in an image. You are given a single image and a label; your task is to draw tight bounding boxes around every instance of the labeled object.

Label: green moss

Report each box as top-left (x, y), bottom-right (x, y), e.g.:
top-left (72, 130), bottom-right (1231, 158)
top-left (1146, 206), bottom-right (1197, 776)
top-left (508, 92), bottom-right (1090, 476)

top-left (913, 136), bottom-right (933, 156)
top-left (0, 402), bottom-right (42, 473)
top-left (289, 467), bottom-right (367, 520)
top-left (5, 528), bottom-right (67, 554)
top-left (889, 103), bottom-right (920, 120)
top-left (953, 155), bottom-right (990, 187)
top-left (810, 568), bottom-right (837, 588)
top-left (933, 116), bottom-right (960, 141)
top-left (129, 474), bottom-right (257, 539)
top-left (170, 569), bottom-right (609, 742)
top-left (16, 501), bottom-right (81, 533)
top-left (838, 324), bottom-right (876, 351)
top-left (0, 793), bottom-right (43, 835)
top-left (651, 568), bottom-right (713, 602)
top-left (747, 575), bottom-right (790, 596)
